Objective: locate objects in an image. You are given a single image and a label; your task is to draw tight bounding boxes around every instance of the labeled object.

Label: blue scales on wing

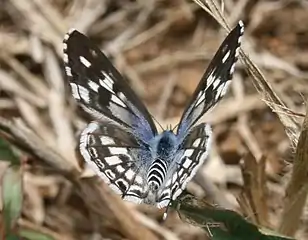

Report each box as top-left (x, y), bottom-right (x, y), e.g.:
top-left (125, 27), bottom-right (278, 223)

top-left (79, 121), bottom-right (151, 204)
top-left (177, 21), bottom-right (244, 138)
top-left (63, 30), bottom-right (157, 143)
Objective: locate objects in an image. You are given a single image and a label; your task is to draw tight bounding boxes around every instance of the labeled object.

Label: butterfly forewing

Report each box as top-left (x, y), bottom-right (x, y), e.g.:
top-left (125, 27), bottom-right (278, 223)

top-left (63, 30), bottom-right (157, 142)
top-left (177, 21), bottom-right (244, 137)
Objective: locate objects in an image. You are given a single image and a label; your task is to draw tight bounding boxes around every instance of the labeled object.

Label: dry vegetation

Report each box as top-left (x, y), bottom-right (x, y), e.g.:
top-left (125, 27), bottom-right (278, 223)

top-left (0, 0), bottom-right (308, 239)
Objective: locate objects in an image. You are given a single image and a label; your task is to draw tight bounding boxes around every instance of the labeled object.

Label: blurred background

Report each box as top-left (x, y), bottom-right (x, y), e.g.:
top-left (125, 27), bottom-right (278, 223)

top-left (0, 0), bottom-right (307, 239)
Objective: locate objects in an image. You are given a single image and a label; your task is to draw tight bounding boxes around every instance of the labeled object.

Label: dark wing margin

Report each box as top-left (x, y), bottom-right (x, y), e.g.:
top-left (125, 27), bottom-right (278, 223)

top-left (177, 21), bottom-right (244, 137)
top-left (63, 29), bottom-right (157, 142)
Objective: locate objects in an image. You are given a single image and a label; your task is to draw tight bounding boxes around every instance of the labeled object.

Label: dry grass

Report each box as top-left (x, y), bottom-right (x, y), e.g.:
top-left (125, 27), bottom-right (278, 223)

top-left (0, 0), bottom-right (308, 239)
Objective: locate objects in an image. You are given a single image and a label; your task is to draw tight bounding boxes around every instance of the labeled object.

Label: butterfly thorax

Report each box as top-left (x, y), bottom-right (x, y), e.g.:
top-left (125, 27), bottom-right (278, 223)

top-left (153, 130), bottom-right (178, 158)
top-left (146, 131), bottom-right (178, 194)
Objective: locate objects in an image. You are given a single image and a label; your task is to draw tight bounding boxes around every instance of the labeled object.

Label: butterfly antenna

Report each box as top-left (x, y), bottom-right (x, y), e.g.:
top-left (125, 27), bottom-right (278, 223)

top-left (151, 115), bottom-right (164, 131)
top-left (172, 123), bottom-right (179, 132)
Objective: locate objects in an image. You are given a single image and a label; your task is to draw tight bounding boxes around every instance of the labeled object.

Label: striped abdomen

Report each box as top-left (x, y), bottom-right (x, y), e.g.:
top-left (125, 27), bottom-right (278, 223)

top-left (147, 158), bottom-right (168, 188)
top-left (147, 130), bottom-right (177, 189)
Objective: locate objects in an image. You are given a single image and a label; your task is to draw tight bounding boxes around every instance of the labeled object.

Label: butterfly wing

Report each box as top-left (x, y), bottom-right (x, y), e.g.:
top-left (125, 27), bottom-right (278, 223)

top-left (63, 30), bottom-right (156, 203)
top-left (63, 29), bottom-right (157, 142)
top-left (80, 121), bottom-right (150, 203)
top-left (157, 123), bottom-right (212, 208)
top-left (177, 21), bottom-right (244, 137)
top-left (160, 21), bottom-right (245, 206)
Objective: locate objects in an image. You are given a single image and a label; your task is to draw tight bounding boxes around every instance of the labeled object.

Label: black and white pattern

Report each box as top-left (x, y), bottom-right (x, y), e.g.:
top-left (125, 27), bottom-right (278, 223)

top-left (63, 21), bottom-right (244, 210)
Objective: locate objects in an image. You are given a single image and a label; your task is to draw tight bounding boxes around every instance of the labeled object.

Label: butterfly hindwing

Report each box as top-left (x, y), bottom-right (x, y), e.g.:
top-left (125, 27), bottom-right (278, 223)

top-left (157, 123), bottom-right (212, 207)
top-left (177, 21), bottom-right (244, 137)
top-left (80, 121), bottom-right (149, 202)
top-left (63, 30), bottom-right (157, 142)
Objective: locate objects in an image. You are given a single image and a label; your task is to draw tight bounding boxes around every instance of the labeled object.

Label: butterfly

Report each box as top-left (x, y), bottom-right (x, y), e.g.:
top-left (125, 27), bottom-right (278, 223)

top-left (63, 21), bottom-right (244, 213)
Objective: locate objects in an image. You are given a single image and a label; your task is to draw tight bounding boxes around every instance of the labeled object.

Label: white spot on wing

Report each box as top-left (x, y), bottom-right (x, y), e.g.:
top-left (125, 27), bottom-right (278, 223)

top-left (165, 179), bottom-right (172, 187)
top-left (64, 28), bottom-right (76, 41)
top-left (102, 71), bottom-right (115, 85)
top-left (69, 83), bottom-right (80, 100)
top-left (172, 188), bottom-right (183, 200)
top-left (63, 53), bottom-right (68, 63)
top-left (212, 79), bottom-right (221, 89)
top-left (69, 84), bottom-right (90, 102)
top-left (195, 92), bottom-right (205, 106)
top-left (63, 34), bottom-right (70, 41)
top-left (184, 149), bottom-right (194, 158)
top-left (205, 70), bottom-right (216, 88)
top-left (222, 50), bottom-right (231, 63)
top-left (171, 174), bottom-right (177, 184)
top-left (88, 80), bottom-right (100, 92)
top-left (105, 156), bottom-right (122, 165)
top-left (116, 165), bottom-right (125, 173)
top-left (125, 169), bottom-right (135, 180)
top-left (215, 81), bottom-right (229, 100)
top-left (238, 20), bottom-right (244, 34)
top-left (230, 63), bottom-right (235, 75)
top-left (79, 56), bottom-right (91, 67)
top-left (192, 138), bottom-right (201, 147)
top-left (65, 66), bottom-right (72, 76)
top-left (183, 158), bottom-right (192, 169)
top-left (195, 70), bottom-right (218, 106)
top-left (135, 175), bottom-right (143, 184)
top-left (111, 95), bottom-right (126, 108)
top-left (99, 136), bottom-right (115, 145)
top-left (99, 79), bottom-right (114, 93)
top-left (220, 80), bottom-right (231, 96)
top-left (118, 92), bottom-right (126, 102)
top-left (108, 147), bottom-right (128, 155)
